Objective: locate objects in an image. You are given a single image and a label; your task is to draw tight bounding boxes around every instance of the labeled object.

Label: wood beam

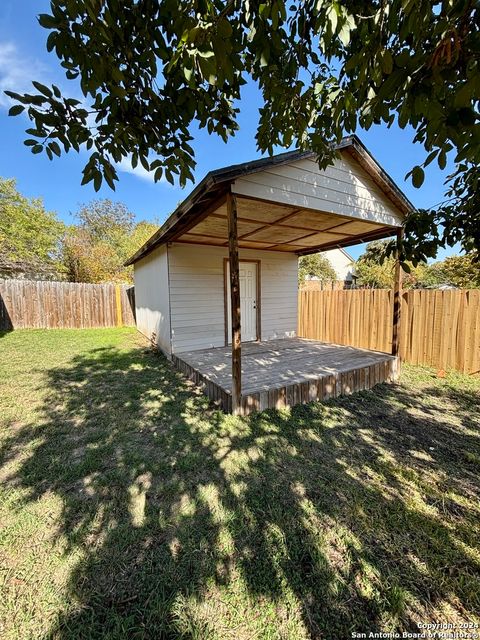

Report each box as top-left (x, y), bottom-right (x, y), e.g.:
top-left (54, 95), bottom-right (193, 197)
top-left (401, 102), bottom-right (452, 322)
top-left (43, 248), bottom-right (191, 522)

top-left (227, 191), bottom-right (242, 415)
top-left (169, 191), bottom-right (228, 242)
top-left (294, 226), bottom-right (397, 256)
top-left (237, 207), bottom-right (304, 241)
top-left (392, 228), bottom-right (403, 358)
top-left (209, 210), bottom-right (380, 238)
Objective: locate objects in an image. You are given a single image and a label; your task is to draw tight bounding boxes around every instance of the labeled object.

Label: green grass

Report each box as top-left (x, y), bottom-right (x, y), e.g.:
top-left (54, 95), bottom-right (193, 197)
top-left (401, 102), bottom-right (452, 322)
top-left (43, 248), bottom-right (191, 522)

top-left (1, 328), bottom-right (479, 639)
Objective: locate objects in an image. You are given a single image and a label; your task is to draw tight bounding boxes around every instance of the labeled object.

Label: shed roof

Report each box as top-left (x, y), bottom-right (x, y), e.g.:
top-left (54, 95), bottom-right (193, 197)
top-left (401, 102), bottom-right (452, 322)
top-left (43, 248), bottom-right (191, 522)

top-left (126, 135), bottom-right (413, 266)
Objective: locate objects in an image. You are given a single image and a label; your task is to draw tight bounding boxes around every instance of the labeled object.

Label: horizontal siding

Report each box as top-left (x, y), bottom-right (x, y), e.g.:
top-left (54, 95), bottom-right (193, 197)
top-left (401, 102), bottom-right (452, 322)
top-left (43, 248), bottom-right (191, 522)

top-left (134, 245), bottom-right (171, 355)
top-left (169, 243), bottom-right (298, 353)
top-left (289, 156), bottom-right (387, 199)
top-left (232, 152), bottom-right (403, 227)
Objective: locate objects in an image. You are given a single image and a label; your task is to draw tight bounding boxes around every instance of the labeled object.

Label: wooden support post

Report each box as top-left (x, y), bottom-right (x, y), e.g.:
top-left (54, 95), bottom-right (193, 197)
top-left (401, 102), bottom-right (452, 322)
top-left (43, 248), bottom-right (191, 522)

top-left (227, 191), bottom-right (242, 414)
top-left (392, 228), bottom-right (403, 358)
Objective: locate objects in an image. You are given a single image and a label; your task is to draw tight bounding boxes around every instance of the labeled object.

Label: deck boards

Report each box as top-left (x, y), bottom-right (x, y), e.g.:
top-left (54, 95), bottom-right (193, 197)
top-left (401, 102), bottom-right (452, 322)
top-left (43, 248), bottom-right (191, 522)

top-left (173, 338), bottom-right (398, 414)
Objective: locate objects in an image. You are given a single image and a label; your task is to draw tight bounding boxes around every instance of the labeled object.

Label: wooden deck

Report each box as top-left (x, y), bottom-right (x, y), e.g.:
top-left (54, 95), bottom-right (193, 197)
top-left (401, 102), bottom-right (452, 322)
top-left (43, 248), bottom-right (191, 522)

top-left (172, 338), bottom-right (399, 415)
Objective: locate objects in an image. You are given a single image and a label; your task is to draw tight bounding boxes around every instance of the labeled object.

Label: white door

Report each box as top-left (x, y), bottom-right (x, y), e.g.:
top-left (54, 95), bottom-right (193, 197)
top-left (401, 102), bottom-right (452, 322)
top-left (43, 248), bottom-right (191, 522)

top-left (226, 261), bottom-right (258, 343)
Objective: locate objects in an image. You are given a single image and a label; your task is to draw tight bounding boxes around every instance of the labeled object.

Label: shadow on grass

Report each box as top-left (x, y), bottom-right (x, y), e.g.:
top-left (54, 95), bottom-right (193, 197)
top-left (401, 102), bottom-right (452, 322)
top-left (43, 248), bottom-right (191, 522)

top-left (1, 343), bottom-right (479, 638)
top-left (0, 293), bottom-right (13, 333)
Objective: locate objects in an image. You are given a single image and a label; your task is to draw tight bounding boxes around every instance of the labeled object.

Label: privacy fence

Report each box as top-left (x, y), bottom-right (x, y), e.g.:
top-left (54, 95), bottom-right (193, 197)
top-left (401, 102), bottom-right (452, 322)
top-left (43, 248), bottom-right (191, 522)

top-left (0, 279), bottom-right (135, 330)
top-left (298, 289), bottom-right (480, 375)
top-left (2, 280), bottom-right (479, 375)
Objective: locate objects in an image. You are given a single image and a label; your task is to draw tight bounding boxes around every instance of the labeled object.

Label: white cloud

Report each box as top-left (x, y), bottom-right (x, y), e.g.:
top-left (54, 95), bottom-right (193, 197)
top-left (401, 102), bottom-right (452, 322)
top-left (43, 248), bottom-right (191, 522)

top-left (116, 157), bottom-right (156, 182)
top-left (116, 156), bottom-right (172, 185)
top-left (0, 41), bottom-right (48, 108)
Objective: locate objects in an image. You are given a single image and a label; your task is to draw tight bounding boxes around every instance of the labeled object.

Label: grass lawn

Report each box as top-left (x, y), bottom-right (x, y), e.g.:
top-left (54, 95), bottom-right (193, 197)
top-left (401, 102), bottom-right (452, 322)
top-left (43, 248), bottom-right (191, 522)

top-left (1, 328), bottom-right (479, 640)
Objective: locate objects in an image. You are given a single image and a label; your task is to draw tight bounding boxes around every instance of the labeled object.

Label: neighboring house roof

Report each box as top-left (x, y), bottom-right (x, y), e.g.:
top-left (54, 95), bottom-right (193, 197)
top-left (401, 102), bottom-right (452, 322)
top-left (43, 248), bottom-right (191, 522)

top-left (320, 247), bottom-right (357, 280)
top-left (126, 135), bottom-right (414, 266)
top-left (321, 246), bottom-right (355, 262)
top-left (338, 247), bottom-right (354, 263)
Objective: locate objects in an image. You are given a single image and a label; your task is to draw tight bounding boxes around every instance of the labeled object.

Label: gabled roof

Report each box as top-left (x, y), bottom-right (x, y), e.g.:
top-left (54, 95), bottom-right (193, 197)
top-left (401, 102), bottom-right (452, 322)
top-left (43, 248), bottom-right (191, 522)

top-left (339, 247), bottom-right (355, 262)
top-left (322, 247), bottom-right (355, 262)
top-left (125, 135), bottom-right (414, 266)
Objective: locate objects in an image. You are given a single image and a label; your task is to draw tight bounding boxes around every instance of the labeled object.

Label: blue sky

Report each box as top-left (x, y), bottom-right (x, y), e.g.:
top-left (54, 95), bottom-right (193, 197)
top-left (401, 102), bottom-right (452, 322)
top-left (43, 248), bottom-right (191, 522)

top-left (0, 0), bottom-right (457, 261)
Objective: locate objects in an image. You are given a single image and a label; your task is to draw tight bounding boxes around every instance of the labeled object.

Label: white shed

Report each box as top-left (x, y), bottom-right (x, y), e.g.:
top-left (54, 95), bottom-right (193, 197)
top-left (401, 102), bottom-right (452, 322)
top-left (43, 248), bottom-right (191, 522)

top-left (126, 136), bottom-right (412, 414)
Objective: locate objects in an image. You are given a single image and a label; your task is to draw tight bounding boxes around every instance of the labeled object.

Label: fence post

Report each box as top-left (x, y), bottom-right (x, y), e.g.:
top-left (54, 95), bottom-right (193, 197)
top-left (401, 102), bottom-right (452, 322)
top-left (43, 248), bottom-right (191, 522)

top-left (392, 229), bottom-right (403, 358)
top-left (115, 284), bottom-right (123, 327)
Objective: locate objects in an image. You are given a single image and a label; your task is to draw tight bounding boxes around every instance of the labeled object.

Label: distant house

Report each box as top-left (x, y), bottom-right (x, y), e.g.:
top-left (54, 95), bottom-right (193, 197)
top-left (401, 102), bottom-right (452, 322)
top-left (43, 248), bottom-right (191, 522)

top-left (321, 248), bottom-right (356, 284)
top-left (126, 135), bottom-right (411, 414)
top-left (302, 249), bottom-right (357, 289)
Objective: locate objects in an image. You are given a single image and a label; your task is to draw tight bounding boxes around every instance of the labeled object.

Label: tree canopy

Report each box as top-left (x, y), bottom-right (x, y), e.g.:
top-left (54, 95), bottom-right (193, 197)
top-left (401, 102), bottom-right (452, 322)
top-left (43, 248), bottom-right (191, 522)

top-left (356, 239), bottom-right (480, 289)
top-left (298, 253), bottom-right (337, 286)
top-left (0, 178), bottom-right (157, 283)
top-left (428, 252), bottom-right (480, 288)
top-left (355, 241), bottom-right (396, 288)
top-left (5, 0), bottom-right (480, 263)
top-left (0, 177), bottom-right (64, 277)
top-left (63, 200), bottom-right (158, 283)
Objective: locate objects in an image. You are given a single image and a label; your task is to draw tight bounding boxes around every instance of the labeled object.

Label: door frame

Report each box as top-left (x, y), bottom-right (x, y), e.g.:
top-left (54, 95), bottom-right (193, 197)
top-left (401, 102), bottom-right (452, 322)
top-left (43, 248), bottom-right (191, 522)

top-left (223, 258), bottom-right (261, 346)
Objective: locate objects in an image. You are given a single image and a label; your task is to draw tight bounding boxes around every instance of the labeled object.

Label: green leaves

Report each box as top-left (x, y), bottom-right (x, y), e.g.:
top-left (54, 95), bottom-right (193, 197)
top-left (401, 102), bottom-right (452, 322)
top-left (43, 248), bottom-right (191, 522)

top-left (6, 0), bottom-right (480, 262)
top-left (298, 253), bottom-right (337, 286)
top-left (0, 176), bottom-right (65, 273)
top-left (32, 81), bottom-right (52, 98)
top-left (62, 200), bottom-right (157, 283)
top-left (37, 13), bottom-right (58, 29)
top-left (217, 17), bottom-right (232, 38)
top-left (8, 105), bottom-right (24, 116)
top-left (381, 50), bottom-right (393, 75)
top-left (49, 141), bottom-right (61, 157)
top-left (410, 166), bottom-right (425, 188)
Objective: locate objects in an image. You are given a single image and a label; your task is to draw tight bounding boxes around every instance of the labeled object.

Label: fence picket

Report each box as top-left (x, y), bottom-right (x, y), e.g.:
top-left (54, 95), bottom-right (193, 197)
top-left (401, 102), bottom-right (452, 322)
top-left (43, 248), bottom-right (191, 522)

top-left (0, 279), bottom-right (135, 331)
top-left (298, 289), bottom-right (480, 375)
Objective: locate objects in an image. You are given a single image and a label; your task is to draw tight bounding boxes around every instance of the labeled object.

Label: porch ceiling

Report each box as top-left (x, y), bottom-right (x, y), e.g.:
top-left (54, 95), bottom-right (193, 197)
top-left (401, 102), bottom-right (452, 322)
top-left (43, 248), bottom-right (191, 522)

top-left (174, 194), bottom-right (398, 255)
top-left (125, 136), bottom-right (412, 266)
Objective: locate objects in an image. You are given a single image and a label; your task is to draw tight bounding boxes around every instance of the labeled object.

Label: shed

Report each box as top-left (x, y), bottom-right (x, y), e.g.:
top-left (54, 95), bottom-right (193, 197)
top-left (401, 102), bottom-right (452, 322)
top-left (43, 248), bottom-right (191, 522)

top-left (126, 135), bottom-right (411, 414)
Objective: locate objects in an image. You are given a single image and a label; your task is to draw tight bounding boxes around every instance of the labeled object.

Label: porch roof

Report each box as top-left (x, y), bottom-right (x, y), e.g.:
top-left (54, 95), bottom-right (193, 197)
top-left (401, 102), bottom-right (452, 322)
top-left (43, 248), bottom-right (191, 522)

top-left (125, 135), bottom-right (414, 266)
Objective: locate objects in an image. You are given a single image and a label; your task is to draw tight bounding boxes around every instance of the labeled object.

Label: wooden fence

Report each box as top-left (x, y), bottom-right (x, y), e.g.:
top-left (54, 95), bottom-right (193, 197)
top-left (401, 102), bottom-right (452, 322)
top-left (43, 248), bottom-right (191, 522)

top-left (300, 280), bottom-right (353, 291)
top-left (298, 289), bottom-right (480, 375)
top-left (0, 279), bottom-right (135, 330)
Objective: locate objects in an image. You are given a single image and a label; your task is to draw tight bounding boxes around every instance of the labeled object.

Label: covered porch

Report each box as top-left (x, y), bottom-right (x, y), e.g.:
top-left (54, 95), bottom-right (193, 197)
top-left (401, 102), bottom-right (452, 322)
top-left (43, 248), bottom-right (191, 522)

top-left (173, 338), bottom-right (398, 415)
top-left (127, 136), bottom-right (412, 414)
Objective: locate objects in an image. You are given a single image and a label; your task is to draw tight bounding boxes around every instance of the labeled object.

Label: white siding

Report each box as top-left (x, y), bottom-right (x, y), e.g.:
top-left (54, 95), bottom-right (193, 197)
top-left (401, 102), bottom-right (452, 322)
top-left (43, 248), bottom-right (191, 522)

top-left (232, 153), bottom-right (403, 227)
top-left (134, 245), bottom-right (171, 355)
top-left (321, 248), bottom-right (356, 281)
top-left (169, 243), bottom-right (298, 353)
